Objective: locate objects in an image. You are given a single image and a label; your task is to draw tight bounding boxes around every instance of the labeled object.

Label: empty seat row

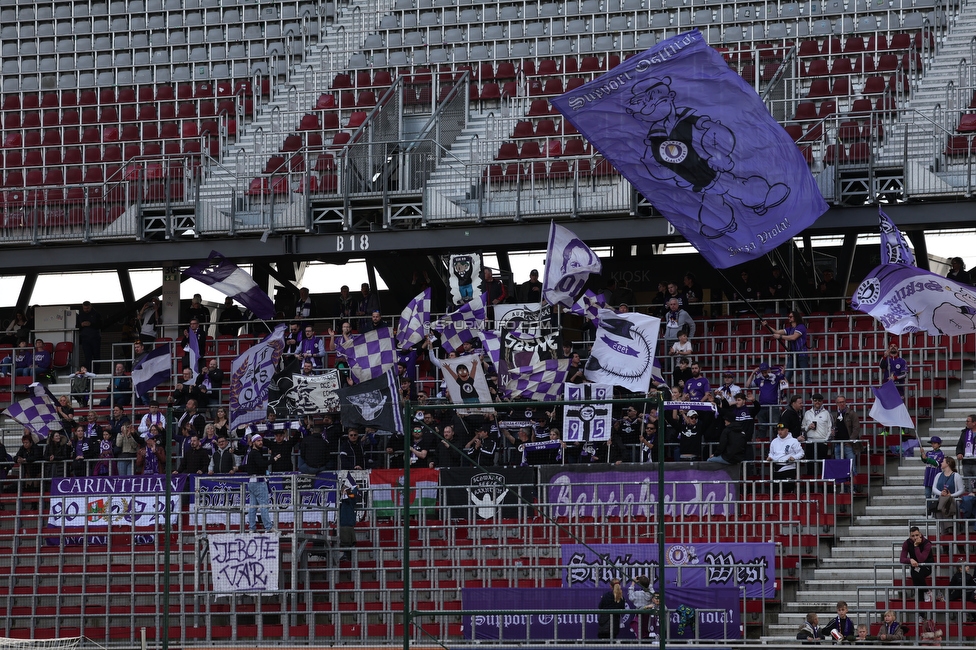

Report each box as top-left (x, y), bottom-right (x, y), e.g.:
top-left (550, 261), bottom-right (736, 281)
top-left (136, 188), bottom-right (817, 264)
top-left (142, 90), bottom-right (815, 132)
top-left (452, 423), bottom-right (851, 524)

top-left (805, 73), bottom-right (910, 99)
top-left (495, 137), bottom-right (590, 160)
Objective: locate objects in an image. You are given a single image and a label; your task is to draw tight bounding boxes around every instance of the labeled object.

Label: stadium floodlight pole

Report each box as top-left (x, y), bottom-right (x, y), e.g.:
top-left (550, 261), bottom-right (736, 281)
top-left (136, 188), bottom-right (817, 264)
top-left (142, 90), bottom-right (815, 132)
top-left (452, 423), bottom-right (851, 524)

top-left (402, 399), bottom-right (413, 650)
top-left (162, 404), bottom-right (174, 650)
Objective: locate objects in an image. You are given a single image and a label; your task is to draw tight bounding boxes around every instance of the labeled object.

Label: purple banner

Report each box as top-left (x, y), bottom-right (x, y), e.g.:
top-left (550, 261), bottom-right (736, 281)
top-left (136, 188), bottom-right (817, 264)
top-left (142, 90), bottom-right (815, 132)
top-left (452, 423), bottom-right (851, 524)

top-left (46, 475), bottom-right (187, 546)
top-left (540, 463), bottom-right (738, 518)
top-left (462, 587), bottom-right (741, 641)
top-left (561, 543), bottom-right (775, 599)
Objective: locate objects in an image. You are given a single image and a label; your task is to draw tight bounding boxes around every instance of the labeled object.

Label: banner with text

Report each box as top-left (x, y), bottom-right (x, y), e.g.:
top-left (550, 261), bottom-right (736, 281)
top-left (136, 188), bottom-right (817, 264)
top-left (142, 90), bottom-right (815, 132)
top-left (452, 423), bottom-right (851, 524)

top-left (439, 467), bottom-right (537, 520)
top-left (561, 542), bottom-right (775, 598)
top-left (462, 586), bottom-right (741, 641)
top-left (46, 475), bottom-right (187, 546)
top-left (189, 473), bottom-right (335, 526)
top-left (539, 463), bottom-right (738, 518)
top-left (209, 533), bottom-right (280, 592)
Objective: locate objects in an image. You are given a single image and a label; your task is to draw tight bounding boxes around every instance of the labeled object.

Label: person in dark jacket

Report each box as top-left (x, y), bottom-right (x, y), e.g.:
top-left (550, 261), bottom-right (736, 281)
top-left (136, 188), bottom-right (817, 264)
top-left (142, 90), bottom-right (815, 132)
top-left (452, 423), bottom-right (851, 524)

top-left (208, 436), bottom-right (239, 474)
top-left (779, 395), bottom-right (803, 438)
top-left (265, 428), bottom-right (300, 472)
top-left (298, 428), bottom-right (330, 475)
top-left (338, 473), bottom-right (360, 562)
top-left (339, 428), bottom-right (367, 470)
top-left (12, 434), bottom-right (42, 480)
top-left (597, 579), bottom-right (628, 639)
top-left (241, 435), bottom-right (273, 533)
top-left (430, 425), bottom-right (466, 468)
top-left (708, 415), bottom-right (748, 465)
top-left (177, 435), bottom-right (212, 475)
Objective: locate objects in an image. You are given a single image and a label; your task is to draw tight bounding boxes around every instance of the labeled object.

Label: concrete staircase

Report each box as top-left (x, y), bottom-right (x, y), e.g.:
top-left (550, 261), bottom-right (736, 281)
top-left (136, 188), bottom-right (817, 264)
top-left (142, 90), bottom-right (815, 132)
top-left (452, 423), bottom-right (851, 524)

top-left (765, 370), bottom-right (976, 639)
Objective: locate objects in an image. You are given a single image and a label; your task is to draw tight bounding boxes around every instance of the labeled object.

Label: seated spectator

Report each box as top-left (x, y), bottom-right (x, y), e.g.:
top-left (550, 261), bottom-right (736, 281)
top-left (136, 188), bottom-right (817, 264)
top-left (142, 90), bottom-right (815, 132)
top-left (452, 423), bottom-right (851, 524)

top-left (854, 624), bottom-right (871, 643)
top-left (68, 365), bottom-right (97, 407)
top-left (708, 412), bottom-right (747, 465)
top-left (99, 362), bottom-right (132, 407)
top-left (0, 310), bottom-right (29, 346)
top-left (900, 526), bottom-right (934, 602)
top-left (795, 612), bottom-right (823, 642)
top-left (30, 339), bottom-right (52, 381)
top-left (1, 340), bottom-right (31, 378)
top-left (949, 564), bottom-right (976, 602)
top-left (877, 610), bottom-right (905, 642)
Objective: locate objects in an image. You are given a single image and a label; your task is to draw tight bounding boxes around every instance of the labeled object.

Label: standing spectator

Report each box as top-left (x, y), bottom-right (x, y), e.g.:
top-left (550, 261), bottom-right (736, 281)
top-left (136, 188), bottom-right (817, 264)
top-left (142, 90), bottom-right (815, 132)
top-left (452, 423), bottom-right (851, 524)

top-left (879, 343), bottom-right (908, 396)
top-left (767, 423), bottom-right (804, 490)
top-left (669, 330), bottom-right (693, 366)
top-left (209, 435), bottom-right (240, 474)
top-left (731, 270), bottom-right (761, 314)
top-left (92, 429), bottom-right (118, 476)
top-left (70, 424), bottom-right (96, 476)
top-left (955, 414), bottom-right (976, 493)
top-left (947, 257), bottom-right (971, 285)
top-left (339, 428), bottom-right (367, 470)
top-left (597, 579), bottom-right (627, 639)
top-left (180, 318), bottom-right (207, 370)
top-left (176, 399), bottom-right (207, 437)
top-left (138, 400), bottom-right (166, 436)
top-left (929, 457), bottom-right (963, 526)
top-left (662, 299), bottom-right (695, 372)
top-left (135, 431), bottom-right (166, 475)
top-left (178, 435), bottom-right (212, 475)
top-left (801, 393), bottom-right (832, 461)
top-left (431, 425), bottom-right (466, 468)
top-left (714, 371), bottom-right (742, 404)
top-left (107, 404), bottom-right (130, 438)
top-left (664, 281), bottom-right (683, 308)
top-left (613, 406), bottom-right (644, 463)
top-left (298, 427), bottom-right (330, 475)
top-left (356, 283), bottom-right (380, 331)
top-left (265, 428), bottom-right (300, 472)
top-left (685, 363), bottom-right (710, 401)
top-left (299, 324), bottom-right (326, 369)
top-left (519, 269), bottom-right (542, 303)
top-left (294, 287), bottom-right (314, 327)
top-left (763, 311), bottom-right (810, 385)
top-left (483, 269), bottom-right (508, 308)
top-left (338, 474), bottom-right (360, 562)
top-left (216, 297), bottom-right (244, 336)
top-left (171, 369), bottom-right (203, 409)
top-left (336, 285), bottom-right (355, 324)
top-left (922, 436), bottom-right (945, 503)
top-left (675, 410), bottom-right (710, 461)
top-left (137, 299), bottom-right (159, 344)
top-left (464, 425), bottom-right (497, 466)
top-left (833, 395), bottom-right (860, 472)
top-left (186, 294), bottom-right (209, 324)
top-left (12, 434), bottom-right (42, 483)
top-left (681, 272), bottom-right (703, 317)
top-left (242, 434), bottom-right (274, 533)
top-left (752, 362), bottom-right (784, 437)
top-left (99, 363), bottom-right (132, 407)
top-left (43, 431), bottom-right (72, 480)
top-left (900, 526), bottom-right (933, 602)
top-left (116, 423), bottom-right (139, 476)
top-left (362, 310), bottom-right (388, 333)
top-left (77, 301), bottom-right (102, 371)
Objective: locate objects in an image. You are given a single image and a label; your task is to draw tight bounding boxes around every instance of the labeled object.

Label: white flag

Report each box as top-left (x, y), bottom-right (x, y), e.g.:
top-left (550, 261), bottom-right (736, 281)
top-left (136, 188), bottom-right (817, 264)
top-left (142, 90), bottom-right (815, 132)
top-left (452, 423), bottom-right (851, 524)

top-left (542, 222), bottom-right (602, 308)
top-left (584, 309), bottom-right (660, 393)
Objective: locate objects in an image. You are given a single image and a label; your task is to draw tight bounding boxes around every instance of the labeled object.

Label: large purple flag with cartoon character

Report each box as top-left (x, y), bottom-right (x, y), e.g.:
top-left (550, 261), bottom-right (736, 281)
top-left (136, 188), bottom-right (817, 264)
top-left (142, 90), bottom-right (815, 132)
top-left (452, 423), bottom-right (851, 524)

top-left (550, 30), bottom-right (828, 268)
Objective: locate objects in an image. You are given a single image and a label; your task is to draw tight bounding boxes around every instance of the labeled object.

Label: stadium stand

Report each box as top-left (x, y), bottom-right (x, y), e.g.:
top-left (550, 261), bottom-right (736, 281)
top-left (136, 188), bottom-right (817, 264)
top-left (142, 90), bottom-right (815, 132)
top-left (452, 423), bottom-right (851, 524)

top-left (1, 0), bottom-right (976, 645)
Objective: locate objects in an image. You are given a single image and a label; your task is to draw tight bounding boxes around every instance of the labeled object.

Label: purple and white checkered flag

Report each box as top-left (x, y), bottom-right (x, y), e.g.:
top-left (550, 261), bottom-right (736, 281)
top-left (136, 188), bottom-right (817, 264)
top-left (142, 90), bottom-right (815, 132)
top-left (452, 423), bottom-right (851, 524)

top-left (432, 292), bottom-right (487, 353)
top-left (183, 250), bottom-right (276, 320)
top-left (336, 326), bottom-right (397, 383)
top-left (480, 330), bottom-right (502, 373)
top-left (3, 394), bottom-right (62, 440)
top-left (504, 358), bottom-right (571, 402)
top-left (396, 288), bottom-right (431, 350)
top-left (570, 290), bottom-right (606, 327)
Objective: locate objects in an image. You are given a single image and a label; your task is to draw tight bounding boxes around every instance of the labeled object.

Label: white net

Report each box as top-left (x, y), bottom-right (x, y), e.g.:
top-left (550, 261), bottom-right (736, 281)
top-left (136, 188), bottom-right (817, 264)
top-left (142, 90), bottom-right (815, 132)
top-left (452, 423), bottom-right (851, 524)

top-left (0, 639), bottom-right (82, 650)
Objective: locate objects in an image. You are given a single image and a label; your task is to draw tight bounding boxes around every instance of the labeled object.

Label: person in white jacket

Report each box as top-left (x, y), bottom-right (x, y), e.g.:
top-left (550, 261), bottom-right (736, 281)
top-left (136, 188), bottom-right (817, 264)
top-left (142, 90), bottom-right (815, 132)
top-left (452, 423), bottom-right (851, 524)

top-left (800, 392), bottom-right (832, 461)
top-left (768, 423), bottom-right (805, 490)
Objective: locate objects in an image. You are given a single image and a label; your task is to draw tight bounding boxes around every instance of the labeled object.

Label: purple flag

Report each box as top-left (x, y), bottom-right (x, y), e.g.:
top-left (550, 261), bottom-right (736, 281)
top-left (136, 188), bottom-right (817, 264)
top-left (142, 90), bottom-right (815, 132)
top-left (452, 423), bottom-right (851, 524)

top-left (229, 324), bottom-right (287, 430)
top-left (335, 327), bottom-right (397, 383)
top-left (183, 250), bottom-right (276, 320)
top-left (432, 293), bottom-right (487, 353)
top-left (869, 380), bottom-right (915, 429)
top-left (852, 263), bottom-right (976, 336)
top-left (504, 359), bottom-right (571, 402)
top-left (3, 394), bottom-right (62, 440)
top-left (879, 207), bottom-right (915, 266)
top-left (551, 30), bottom-right (828, 268)
top-left (822, 459), bottom-right (853, 483)
top-left (396, 288), bottom-right (431, 350)
top-left (543, 222), bottom-right (602, 308)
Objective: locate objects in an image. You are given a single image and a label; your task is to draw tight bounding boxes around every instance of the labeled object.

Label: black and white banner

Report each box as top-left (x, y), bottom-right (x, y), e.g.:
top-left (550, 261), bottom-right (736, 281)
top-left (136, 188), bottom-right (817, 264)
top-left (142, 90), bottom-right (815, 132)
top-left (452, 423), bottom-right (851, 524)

top-left (439, 467), bottom-right (536, 520)
top-left (563, 383), bottom-right (613, 442)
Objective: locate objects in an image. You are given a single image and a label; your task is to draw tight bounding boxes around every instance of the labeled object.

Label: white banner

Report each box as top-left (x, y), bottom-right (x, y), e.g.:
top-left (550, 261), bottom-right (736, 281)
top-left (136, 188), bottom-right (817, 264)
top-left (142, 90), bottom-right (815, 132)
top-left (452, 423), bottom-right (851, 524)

top-left (584, 310), bottom-right (660, 393)
top-left (291, 370), bottom-right (341, 415)
top-left (209, 533), bottom-right (280, 592)
top-left (47, 476), bottom-right (184, 529)
top-left (563, 384), bottom-right (613, 442)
